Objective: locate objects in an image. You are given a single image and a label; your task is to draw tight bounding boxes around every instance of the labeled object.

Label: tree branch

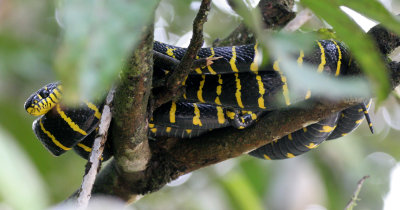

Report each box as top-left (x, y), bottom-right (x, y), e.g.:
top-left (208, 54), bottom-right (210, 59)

top-left (88, 60), bottom-right (400, 201)
top-left (67, 1), bottom-right (400, 205)
top-left (345, 175), bottom-right (370, 210)
top-left (152, 52), bottom-right (217, 88)
top-left (87, 23), bottom-right (155, 203)
top-left (153, 0), bottom-right (212, 108)
top-left (90, 0), bottom-right (212, 202)
top-left (214, 0), bottom-right (295, 46)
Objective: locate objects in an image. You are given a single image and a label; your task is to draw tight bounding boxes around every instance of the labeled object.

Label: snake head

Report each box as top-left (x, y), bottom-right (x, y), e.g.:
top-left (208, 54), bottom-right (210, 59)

top-left (24, 82), bottom-right (63, 116)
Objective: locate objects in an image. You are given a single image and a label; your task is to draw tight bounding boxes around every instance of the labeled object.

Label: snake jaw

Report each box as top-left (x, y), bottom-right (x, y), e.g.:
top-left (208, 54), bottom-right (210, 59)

top-left (26, 107), bottom-right (42, 116)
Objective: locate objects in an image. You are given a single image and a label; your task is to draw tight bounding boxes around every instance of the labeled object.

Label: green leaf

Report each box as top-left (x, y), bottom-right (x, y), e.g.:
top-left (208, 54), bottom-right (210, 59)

top-left (0, 127), bottom-right (49, 210)
top-left (55, 0), bottom-right (159, 103)
top-left (283, 60), bottom-right (371, 99)
top-left (338, 0), bottom-right (400, 35)
top-left (301, 0), bottom-right (391, 102)
top-left (268, 32), bottom-right (371, 100)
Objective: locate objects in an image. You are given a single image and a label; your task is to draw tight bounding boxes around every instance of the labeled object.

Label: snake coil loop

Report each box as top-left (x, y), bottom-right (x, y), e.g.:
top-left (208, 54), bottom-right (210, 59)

top-left (25, 40), bottom-right (373, 161)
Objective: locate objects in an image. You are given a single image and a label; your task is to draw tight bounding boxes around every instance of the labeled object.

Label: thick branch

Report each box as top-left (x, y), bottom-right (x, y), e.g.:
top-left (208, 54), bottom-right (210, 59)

top-left (163, 99), bottom-right (361, 174)
top-left (93, 99), bottom-right (363, 198)
top-left (89, 24), bottom-right (155, 202)
top-left (86, 4), bottom-right (400, 205)
top-left (112, 25), bottom-right (153, 170)
top-left (90, 61), bottom-right (400, 201)
top-left (91, 0), bottom-right (211, 201)
top-left (166, 61), bottom-right (400, 175)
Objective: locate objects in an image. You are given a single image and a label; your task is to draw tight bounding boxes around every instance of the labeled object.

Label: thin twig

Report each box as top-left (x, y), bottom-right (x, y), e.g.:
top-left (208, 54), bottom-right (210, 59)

top-left (166, 0), bottom-right (211, 88)
top-left (152, 51), bottom-right (218, 88)
top-left (344, 175), bottom-right (370, 210)
top-left (153, 51), bottom-right (214, 71)
top-left (153, 0), bottom-right (211, 107)
top-left (75, 89), bottom-right (115, 210)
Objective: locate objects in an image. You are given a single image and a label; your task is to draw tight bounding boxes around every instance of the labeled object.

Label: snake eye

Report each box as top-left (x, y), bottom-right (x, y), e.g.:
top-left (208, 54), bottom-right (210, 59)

top-left (38, 89), bottom-right (50, 99)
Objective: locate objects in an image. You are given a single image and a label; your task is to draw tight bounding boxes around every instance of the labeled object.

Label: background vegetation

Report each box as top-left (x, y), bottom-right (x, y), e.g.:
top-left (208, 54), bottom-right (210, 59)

top-left (1, 0), bottom-right (400, 209)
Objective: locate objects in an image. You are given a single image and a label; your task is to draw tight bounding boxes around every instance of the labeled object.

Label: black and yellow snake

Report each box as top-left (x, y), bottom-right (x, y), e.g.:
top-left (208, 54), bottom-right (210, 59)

top-left (24, 40), bottom-right (373, 161)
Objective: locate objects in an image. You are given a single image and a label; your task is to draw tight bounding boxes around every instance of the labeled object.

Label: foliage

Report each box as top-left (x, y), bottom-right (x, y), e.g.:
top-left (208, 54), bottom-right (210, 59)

top-left (54, 0), bottom-right (159, 103)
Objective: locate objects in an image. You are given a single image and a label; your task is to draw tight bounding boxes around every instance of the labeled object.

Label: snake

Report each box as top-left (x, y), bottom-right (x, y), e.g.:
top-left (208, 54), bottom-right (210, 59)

top-left (24, 40), bottom-right (373, 161)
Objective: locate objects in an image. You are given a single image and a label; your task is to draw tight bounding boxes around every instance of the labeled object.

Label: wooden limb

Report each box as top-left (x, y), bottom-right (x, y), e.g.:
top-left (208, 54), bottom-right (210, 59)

top-left (258, 0), bottom-right (295, 29)
top-left (153, 0), bottom-right (211, 108)
top-left (90, 0), bottom-right (211, 201)
top-left (367, 24), bottom-right (400, 55)
top-left (91, 98), bottom-right (364, 200)
top-left (162, 100), bottom-right (362, 174)
top-left (99, 23), bottom-right (154, 204)
top-left (70, 6), bottom-right (400, 206)
top-left (90, 61), bottom-right (400, 201)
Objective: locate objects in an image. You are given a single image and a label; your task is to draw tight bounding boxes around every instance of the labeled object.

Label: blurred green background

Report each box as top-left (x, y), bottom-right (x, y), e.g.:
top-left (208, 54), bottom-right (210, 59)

top-left (1, 0), bottom-right (400, 209)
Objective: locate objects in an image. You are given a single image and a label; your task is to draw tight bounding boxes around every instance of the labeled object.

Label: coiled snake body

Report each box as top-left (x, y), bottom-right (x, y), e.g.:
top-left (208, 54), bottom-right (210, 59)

top-left (25, 40), bottom-right (373, 161)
